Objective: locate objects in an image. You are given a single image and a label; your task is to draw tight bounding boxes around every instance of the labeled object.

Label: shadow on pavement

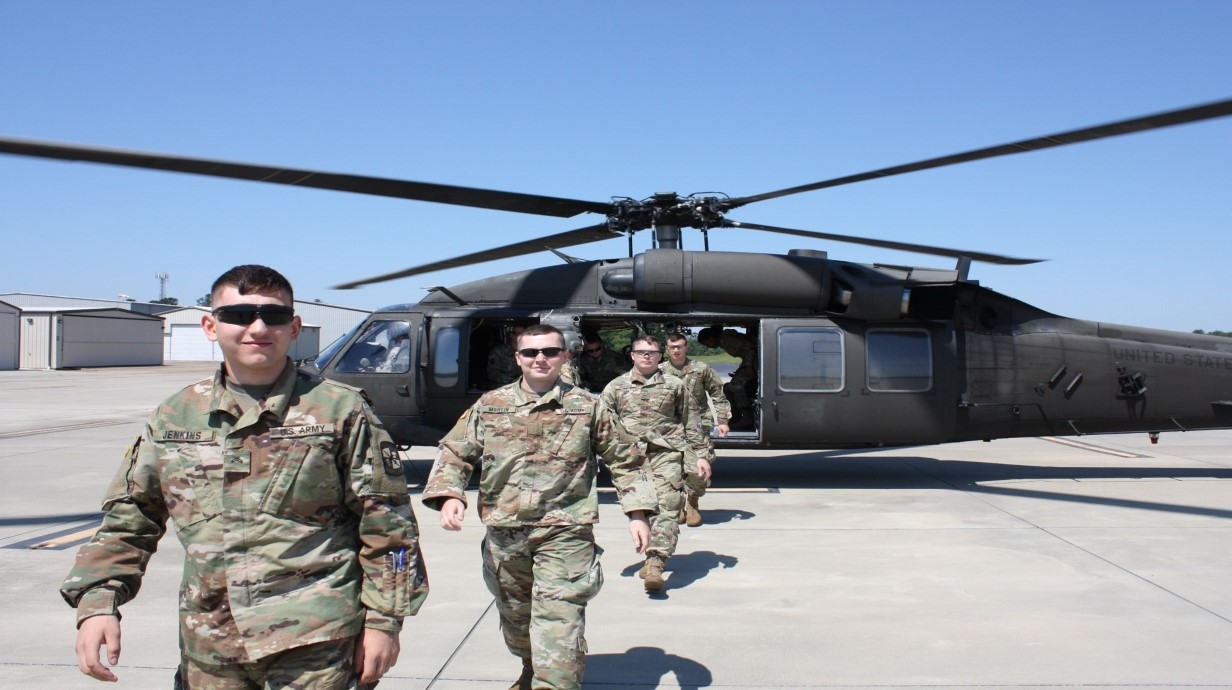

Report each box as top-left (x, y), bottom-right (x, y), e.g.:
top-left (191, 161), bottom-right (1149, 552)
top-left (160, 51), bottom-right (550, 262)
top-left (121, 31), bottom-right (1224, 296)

top-left (585, 645), bottom-right (712, 688)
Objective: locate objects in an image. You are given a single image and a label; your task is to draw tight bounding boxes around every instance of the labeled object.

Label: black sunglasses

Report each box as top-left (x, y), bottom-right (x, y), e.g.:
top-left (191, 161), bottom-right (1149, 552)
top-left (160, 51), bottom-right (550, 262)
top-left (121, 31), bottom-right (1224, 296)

top-left (212, 304), bottom-right (296, 326)
top-left (517, 347), bottom-right (565, 359)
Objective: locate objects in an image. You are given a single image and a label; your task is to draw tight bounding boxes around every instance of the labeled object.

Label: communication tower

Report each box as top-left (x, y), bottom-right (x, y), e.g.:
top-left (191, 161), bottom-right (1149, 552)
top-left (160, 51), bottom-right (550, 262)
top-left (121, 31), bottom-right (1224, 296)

top-left (156, 273), bottom-right (170, 301)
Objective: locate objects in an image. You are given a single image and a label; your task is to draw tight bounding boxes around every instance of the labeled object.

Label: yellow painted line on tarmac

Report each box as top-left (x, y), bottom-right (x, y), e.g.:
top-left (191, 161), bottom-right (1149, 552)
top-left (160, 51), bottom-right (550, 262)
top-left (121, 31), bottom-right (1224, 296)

top-left (29, 526), bottom-right (99, 550)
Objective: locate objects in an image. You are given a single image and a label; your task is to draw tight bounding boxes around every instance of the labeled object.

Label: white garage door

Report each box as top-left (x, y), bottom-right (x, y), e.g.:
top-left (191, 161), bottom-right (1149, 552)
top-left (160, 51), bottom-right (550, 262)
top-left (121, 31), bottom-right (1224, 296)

top-left (166, 324), bottom-right (221, 361)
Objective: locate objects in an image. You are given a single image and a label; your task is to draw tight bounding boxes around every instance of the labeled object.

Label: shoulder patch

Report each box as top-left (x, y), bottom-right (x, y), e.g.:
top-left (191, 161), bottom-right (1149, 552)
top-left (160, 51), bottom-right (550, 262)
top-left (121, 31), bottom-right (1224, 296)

top-left (380, 441), bottom-right (403, 476)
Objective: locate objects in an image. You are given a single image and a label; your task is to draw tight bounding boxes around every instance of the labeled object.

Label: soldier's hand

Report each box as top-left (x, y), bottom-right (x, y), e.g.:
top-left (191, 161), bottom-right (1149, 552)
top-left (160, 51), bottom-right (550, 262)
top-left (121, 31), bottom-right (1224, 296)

top-left (627, 512), bottom-right (651, 553)
top-left (440, 498), bottom-right (466, 531)
top-left (716, 423), bottom-right (730, 437)
top-left (696, 457), bottom-right (713, 482)
top-left (75, 614), bottom-right (121, 682)
top-left (354, 628), bottom-right (400, 685)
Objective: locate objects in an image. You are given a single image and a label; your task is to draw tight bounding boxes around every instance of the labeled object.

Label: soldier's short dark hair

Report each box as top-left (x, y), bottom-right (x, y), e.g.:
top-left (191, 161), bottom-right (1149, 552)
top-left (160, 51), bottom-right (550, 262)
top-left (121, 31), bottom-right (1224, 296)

top-left (631, 335), bottom-right (662, 350)
top-left (518, 324), bottom-right (563, 347)
top-left (212, 265), bottom-right (295, 303)
top-left (667, 332), bottom-right (688, 344)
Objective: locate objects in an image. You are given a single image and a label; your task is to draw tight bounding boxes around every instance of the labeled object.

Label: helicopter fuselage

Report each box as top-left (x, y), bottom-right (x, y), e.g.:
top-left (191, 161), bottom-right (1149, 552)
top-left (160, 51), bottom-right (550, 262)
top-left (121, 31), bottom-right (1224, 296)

top-left (313, 249), bottom-right (1232, 449)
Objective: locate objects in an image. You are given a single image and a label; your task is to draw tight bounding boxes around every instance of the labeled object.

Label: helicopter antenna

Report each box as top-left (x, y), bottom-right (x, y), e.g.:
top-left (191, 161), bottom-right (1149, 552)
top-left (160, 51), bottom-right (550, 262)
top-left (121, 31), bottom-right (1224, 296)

top-left (547, 248), bottom-right (583, 264)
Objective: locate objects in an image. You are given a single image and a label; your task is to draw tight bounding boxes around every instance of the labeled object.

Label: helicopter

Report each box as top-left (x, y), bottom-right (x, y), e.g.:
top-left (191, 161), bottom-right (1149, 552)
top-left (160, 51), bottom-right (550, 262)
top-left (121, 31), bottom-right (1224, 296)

top-left (3, 99), bottom-right (1231, 449)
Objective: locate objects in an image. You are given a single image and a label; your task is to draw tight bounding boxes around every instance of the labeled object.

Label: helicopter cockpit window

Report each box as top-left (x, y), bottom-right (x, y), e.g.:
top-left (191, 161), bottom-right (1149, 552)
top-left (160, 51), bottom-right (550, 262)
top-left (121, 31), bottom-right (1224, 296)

top-left (777, 328), bottom-right (843, 392)
top-left (866, 329), bottom-right (931, 392)
top-left (334, 320), bottom-right (413, 374)
top-left (316, 321), bottom-right (364, 372)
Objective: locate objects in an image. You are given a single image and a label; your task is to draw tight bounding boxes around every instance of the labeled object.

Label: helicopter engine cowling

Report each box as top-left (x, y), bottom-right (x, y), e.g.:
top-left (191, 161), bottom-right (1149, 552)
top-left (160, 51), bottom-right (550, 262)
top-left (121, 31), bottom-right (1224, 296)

top-left (626, 248), bottom-right (833, 311)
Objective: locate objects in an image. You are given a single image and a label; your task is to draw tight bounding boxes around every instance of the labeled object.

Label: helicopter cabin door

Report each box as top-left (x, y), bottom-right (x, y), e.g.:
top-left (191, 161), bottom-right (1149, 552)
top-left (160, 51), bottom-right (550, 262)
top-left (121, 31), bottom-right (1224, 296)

top-left (760, 319), bottom-right (958, 446)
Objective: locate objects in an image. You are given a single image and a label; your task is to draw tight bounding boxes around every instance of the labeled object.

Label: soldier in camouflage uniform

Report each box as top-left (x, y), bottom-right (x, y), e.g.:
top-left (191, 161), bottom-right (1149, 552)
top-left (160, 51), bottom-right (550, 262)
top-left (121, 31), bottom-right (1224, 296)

top-left (698, 326), bottom-right (758, 430)
top-left (661, 332), bottom-right (730, 527)
top-left (62, 265), bottom-right (428, 688)
top-left (600, 335), bottom-right (713, 592)
top-left (422, 324), bottom-right (656, 690)
top-left (577, 334), bottom-right (627, 393)
top-left (487, 324), bottom-right (528, 388)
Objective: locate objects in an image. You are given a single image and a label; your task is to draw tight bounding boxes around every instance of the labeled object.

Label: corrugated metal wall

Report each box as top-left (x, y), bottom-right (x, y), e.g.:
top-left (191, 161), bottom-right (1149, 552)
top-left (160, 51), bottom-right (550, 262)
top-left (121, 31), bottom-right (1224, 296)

top-left (3, 295), bottom-right (369, 367)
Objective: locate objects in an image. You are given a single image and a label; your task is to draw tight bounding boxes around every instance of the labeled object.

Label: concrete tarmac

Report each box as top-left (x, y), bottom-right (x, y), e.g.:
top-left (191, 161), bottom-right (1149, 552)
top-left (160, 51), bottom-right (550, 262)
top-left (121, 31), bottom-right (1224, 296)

top-left (1, 362), bottom-right (1230, 689)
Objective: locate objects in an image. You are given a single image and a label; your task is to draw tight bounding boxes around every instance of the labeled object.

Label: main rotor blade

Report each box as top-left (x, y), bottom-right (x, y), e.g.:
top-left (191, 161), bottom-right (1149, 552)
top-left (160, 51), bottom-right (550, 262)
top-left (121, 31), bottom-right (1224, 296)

top-left (0, 137), bottom-right (611, 218)
top-left (727, 98), bottom-right (1232, 208)
top-left (333, 222), bottom-right (619, 289)
top-left (722, 219), bottom-right (1042, 265)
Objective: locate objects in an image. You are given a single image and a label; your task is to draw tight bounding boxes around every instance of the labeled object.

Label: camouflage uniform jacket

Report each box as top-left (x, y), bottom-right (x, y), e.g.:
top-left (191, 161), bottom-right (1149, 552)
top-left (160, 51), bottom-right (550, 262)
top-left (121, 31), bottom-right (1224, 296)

top-left (600, 369), bottom-right (714, 473)
top-left (579, 349), bottom-right (628, 391)
top-left (422, 380), bottom-right (657, 526)
top-left (487, 346), bottom-right (520, 387)
top-left (60, 359), bottom-right (429, 664)
top-left (661, 358), bottom-right (732, 430)
top-left (560, 358), bottom-right (580, 386)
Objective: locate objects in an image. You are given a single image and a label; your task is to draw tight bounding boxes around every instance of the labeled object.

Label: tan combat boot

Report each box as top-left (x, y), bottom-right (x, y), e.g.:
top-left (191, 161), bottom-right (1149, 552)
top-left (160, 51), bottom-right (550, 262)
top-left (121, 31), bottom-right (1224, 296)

top-left (684, 493), bottom-right (702, 527)
top-left (508, 657), bottom-right (533, 690)
top-left (643, 556), bottom-right (666, 592)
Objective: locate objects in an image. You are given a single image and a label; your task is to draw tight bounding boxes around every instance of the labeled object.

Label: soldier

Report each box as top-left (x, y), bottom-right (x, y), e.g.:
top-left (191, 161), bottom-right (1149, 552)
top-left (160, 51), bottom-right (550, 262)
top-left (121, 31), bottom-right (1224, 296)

top-left (697, 326), bottom-right (758, 430)
top-left (62, 264), bottom-right (428, 687)
top-left (487, 323), bottom-right (527, 387)
top-left (422, 324), bottom-right (656, 690)
top-left (661, 332), bottom-right (730, 527)
top-left (600, 335), bottom-right (713, 592)
top-left (577, 334), bottom-right (626, 392)
top-left (374, 321), bottom-right (412, 373)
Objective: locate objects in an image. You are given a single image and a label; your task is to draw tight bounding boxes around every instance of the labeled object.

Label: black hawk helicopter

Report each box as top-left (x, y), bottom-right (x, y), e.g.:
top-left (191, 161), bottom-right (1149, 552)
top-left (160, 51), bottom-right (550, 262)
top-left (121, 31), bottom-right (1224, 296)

top-left (3, 99), bottom-right (1231, 448)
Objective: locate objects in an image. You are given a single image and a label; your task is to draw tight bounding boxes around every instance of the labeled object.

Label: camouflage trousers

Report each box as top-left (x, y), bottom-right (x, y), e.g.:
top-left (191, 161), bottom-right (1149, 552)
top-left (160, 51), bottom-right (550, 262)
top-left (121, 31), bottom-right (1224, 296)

top-left (646, 450), bottom-right (685, 560)
top-left (686, 431), bottom-right (714, 498)
top-left (482, 524), bottom-right (604, 690)
top-left (174, 636), bottom-right (370, 689)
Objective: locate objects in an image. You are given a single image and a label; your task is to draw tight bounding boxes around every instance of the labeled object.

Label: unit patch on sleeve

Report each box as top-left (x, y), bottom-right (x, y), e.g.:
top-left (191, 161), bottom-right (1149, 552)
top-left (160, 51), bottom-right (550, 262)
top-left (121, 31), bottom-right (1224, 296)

top-left (381, 441), bottom-right (403, 476)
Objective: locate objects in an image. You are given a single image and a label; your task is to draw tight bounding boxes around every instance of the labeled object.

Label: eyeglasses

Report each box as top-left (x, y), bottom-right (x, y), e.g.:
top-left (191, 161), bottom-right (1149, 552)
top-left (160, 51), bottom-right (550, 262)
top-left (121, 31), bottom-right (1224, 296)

top-left (517, 347), bottom-right (565, 358)
top-left (584, 347), bottom-right (603, 354)
top-left (212, 304), bottom-right (295, 326)
top-left (630, 350), bottom-right (662, 358)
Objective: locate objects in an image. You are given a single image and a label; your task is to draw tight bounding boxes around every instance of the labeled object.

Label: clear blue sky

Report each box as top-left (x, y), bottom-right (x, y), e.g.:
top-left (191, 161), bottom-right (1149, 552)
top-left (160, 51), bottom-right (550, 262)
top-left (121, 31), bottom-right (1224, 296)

top-left (2, 2), bottom-right (1229, 332)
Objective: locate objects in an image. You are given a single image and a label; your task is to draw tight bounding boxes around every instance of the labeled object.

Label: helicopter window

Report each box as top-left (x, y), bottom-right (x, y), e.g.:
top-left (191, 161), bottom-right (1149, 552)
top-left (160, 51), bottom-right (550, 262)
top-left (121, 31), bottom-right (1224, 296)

top-left (777, 328), bottom-right (843, 392)
top-left (433, 325), bottom-right (461, 388)
top-left (316, 321), bottom-right (364, 371)
top-left (866, 329), bottom-right (931, 392)
top-left (334, 320), bottom-right (412, 373)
